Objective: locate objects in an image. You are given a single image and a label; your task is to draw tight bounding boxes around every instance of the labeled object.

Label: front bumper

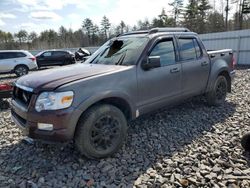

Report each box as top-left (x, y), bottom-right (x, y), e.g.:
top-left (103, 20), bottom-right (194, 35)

top-left (28, 63), bottom-right (38, 71)
top-left (30, 67), bottom-right (38, 71)
top-left (11, 99), bottom-right (82, 142)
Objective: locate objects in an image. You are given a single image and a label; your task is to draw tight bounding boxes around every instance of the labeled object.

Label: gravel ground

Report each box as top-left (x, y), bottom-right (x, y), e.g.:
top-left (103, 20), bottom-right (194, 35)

top-left (0, 69), bottom-right (250, 188)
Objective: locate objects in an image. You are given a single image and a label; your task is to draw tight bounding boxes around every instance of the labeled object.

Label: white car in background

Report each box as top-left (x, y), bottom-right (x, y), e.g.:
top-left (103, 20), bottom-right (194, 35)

top-left (0, 50), bottom-right (38, 77)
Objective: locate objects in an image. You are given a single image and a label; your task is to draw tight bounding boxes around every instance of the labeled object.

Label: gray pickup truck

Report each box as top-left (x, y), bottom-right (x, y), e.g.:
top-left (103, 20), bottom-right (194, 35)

top-left (11, 28), bottom-right (235, 158)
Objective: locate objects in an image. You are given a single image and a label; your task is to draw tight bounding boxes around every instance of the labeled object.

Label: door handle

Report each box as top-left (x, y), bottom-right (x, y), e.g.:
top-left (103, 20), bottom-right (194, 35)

top-left (201, 61), bottom-right (209, 66)
top-left (170, 67), bottom-right (180, 73)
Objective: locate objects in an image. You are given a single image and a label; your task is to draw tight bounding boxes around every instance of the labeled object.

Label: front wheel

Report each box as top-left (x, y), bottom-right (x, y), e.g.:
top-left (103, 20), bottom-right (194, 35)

top-left (74, 104), bottom-right (128, 159)
top-left (206, 75), bottom-right (228, 106)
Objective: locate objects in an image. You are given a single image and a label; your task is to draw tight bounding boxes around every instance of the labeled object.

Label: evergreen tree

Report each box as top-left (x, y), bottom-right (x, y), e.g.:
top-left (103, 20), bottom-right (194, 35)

top-left (120, 21), bottom-right (126, 34)
top-left (207, 11), bottom-right (226, 32)
top-left (168, 0), bottom-right (184, 26)
top-left (101, 16), bottom-right (111, 40)
top-left (82, 18), bottom-right (94, 45)
top-left (183, 0), bottom-right (199, 32)
top-left (197, 0), bottom-right (212, 33)
top-left (137, 19), bottom-right (150, 30)
top-left (152, 8), bottom-right (175, 27)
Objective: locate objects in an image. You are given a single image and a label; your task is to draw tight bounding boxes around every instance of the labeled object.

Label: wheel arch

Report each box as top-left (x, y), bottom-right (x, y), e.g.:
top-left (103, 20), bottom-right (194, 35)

top-left (76, 92), bottom-right (136, 122)
top-left (206, 66), bottom-right (231, 93)
top-left (14, 64), bottom-right (29, 71)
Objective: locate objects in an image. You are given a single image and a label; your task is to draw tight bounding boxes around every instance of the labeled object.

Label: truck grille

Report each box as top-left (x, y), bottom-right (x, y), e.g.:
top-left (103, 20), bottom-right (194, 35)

top-left (13, 86), bottom-right (33, 107)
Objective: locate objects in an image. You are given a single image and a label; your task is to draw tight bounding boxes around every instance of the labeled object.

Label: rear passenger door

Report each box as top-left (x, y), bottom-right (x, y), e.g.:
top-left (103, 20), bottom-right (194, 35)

top-left (137, 37), bottom-right (182, 114)
top-left (51, 51), bottom-right (66, 65)
top-left (177, 37), bottom-right (210, 96)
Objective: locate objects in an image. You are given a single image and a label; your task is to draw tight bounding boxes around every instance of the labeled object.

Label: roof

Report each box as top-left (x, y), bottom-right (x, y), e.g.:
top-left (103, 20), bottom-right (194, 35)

top-left (0, 50), bottom-right (28, 53)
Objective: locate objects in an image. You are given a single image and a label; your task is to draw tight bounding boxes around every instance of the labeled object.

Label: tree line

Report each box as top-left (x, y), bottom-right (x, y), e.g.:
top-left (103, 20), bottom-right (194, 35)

top-left (0, 0), bottom-right (249, 50)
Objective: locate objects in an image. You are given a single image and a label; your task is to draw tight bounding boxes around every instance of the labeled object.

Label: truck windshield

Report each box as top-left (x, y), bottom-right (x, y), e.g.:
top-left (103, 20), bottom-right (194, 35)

top-left (85, 36), bottom-right (148, 65)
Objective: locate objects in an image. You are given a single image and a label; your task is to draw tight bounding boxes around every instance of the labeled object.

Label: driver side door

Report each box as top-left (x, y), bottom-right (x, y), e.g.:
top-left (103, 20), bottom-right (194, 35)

top-left (38, 51), bottom-right (53, 66)
top-left (137, 37), bottom-right (182, 114)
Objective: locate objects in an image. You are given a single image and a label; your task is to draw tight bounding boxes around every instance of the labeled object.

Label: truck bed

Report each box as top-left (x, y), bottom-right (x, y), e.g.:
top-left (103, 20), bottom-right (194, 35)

top-left (207, 49), bottom-right (235, 71)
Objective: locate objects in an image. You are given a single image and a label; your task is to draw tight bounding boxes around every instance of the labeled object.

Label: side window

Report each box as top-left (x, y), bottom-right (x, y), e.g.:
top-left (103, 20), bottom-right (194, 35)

top-left (43, 51), bottom-right (52, 57)
top-left (13, 52), bottom-right (26, 58)
top-left (2, 52), bottom-right (14, 59)
top-left (52, 51), bottom-right (65, 56)
top-left (179, 38), bottom-right (196, 61)
top-left (193, 39), bottom-right (202, 58)
top-left (150, 39), bottom-right (176, 66)
top-left (0, 53), bottom-right (4, 60)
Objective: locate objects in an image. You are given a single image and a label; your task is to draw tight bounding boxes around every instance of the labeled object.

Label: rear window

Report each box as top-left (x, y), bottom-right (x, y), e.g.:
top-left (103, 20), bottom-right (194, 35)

top-left (0, 52), bottom-right (26, 59)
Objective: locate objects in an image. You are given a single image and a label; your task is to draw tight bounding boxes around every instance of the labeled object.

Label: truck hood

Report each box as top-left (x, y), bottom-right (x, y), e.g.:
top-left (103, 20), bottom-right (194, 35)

top-left (16, 64), bottom-right (124, 93)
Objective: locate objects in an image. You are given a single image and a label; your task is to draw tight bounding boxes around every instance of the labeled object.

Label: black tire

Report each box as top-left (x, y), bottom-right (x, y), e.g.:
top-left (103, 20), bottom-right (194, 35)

top-left (206, 75), bottom-right (227, 106)
top-left (14, 65), bottom-right (28, 77)
top-left (0, 100), bottom-right (10, 110)
top-left (74, 104), bottom-right (128, 159)
top-left (241, 133), bottom-right (250, 151)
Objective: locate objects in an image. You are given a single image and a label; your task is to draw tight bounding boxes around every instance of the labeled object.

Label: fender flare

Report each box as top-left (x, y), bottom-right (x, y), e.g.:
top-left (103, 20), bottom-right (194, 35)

top-left (76, 90), bottom-right (137, 120)
top-left (206, 60), bottom-right (230, 93)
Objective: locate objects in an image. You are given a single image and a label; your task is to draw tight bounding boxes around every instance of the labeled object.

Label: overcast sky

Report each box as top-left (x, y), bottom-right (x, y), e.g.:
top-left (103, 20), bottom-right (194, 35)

top-left (0, 0), bottom-right (233, 34)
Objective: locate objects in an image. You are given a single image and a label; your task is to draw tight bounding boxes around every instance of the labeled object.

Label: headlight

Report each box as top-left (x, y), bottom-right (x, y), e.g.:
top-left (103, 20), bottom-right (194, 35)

top-left (35, 91), bottom-right (74, 112)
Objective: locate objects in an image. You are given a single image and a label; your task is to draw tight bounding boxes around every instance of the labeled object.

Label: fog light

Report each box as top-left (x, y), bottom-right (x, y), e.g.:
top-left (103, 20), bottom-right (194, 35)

top-left (37, 123), bottom-right (53, 131)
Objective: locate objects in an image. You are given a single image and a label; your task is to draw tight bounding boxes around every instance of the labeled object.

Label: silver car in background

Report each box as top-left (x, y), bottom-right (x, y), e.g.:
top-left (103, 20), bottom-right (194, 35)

top-left (0, 50), bottom-right (38, 77)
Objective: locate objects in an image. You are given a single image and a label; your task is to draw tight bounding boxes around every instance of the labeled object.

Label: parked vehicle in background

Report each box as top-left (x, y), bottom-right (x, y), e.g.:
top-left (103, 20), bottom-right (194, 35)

top-left (36, 50), bottom-right (75, 68)
top-left (11, 27), bottom-right (235, 159)
top-left (0, 50), bottom-right (37, 77)
top-left (75, 48), bottom-right (91, 61)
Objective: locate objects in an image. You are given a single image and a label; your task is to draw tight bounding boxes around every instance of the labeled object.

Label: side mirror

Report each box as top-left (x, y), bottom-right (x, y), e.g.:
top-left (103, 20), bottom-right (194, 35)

top-left (142, 56), bottom-right (161, 70)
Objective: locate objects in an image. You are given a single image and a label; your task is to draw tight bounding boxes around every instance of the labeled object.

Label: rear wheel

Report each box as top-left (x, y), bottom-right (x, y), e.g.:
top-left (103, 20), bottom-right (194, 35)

top-left (14, 65), bottom-right (28, 77)
top-left (74, 104), bottom-right (128, 159)
top-left (206, 75), bottom-right (227, 106)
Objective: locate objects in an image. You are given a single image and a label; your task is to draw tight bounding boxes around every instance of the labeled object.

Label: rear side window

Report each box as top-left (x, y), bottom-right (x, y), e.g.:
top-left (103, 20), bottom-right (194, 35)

top-left (179, 38), bottom-right (202, 61)
top-left (149, 39), bottom-right (176, 66)
top-left (179, 38), bottom-right (196, 61)
top-left (193, 39), bottom-right (202, 58)
top-left (52, 51), bottom-right (67, 56)
top-left (15, 52), bottom-right (26, 58)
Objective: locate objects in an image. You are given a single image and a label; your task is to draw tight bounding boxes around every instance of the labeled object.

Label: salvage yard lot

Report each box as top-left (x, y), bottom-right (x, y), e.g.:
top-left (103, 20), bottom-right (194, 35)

top-left (0, 68), bottom-right (250, 187)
